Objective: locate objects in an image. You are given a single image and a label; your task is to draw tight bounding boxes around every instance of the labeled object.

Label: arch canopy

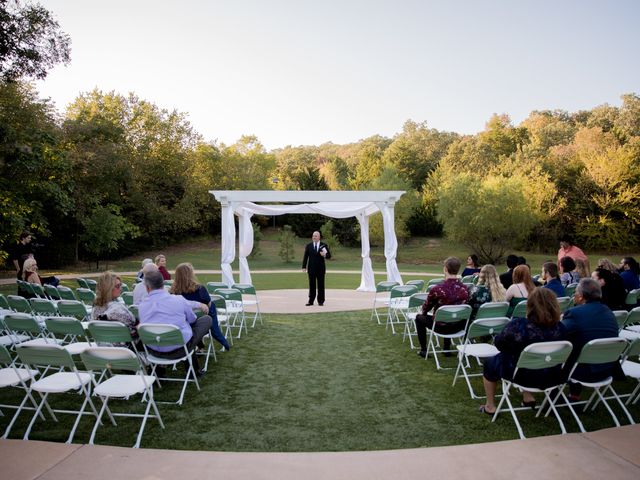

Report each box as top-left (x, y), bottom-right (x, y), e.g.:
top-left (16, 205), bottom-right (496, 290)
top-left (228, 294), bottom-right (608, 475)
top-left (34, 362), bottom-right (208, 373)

top-left (209, 190), bottom-right (405, 291)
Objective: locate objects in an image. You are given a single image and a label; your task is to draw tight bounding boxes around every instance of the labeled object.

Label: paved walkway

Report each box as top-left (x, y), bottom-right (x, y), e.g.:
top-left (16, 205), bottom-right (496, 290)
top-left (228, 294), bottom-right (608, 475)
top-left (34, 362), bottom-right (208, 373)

top-left (2, 424), bottom-right (638, 480)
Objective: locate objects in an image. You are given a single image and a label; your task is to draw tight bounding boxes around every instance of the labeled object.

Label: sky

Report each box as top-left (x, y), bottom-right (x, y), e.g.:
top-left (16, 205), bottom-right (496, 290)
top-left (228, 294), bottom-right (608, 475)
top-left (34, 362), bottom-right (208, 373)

top-left (36, 0), bottom-right (640, 151)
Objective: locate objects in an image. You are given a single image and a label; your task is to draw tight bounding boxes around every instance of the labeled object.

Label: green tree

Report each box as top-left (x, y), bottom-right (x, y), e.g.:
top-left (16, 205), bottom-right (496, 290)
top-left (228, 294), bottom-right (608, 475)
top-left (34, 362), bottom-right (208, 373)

top-left (0, 0), bottom-right (71, 81)
top-left (80, 204), bottom-right (140, 269)
top-left (320, 220), bottom-right (339, 258)
top-left (278, 225), bottom-right (296, 263)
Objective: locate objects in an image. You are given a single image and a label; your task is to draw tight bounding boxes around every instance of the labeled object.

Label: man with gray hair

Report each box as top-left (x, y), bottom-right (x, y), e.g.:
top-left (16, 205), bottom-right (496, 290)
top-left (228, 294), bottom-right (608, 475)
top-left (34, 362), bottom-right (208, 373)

top-left (133, 262), bottom-right (158, 304)
top-left (138, 270), bottom-right (212, 377)
top-left (561, 277), bottom-right (620, 401)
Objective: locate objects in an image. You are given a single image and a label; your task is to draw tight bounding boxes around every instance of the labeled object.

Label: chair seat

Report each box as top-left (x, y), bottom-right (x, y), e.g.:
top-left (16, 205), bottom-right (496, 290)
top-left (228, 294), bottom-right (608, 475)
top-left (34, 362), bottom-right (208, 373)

top-left (456, 343), bottom-right (499, 358)
top-left (19, 338), bottom-right (64, 347)
top-left (620, 329), bottom-right (640, 341)
top-left (0, 367), bottom-right (39, 387)
top-left (622, 360), bottom-right (640, 379)
top-left (32, 371), bottom-right (93, 393)
top-left (0, 334), bottom-right (30, 346)
top-left (145, 351), bottom-right (191, 365)
top-left (429, 330), bottom-right (466, 339)
top-left (568, 376), bottom-right (613, 389)
top-left (63, 342), bottom-right (93, 355)
top-left (94, 374), bottom-right (156, 397)
top-left (626, 325), bottom-right (640, 333)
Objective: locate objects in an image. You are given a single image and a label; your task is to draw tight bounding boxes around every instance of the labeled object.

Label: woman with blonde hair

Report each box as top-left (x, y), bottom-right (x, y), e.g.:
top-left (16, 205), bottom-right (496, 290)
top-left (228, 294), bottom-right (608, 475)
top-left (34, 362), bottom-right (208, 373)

top-left (155, 254), bottom-right (171, 280)
top-left (479, 287), bottom-right (566, 415)
top-left (597, 258), bottom-right (617, 273)
top-left (468, 264), bottom-right (506, 316)
top-left (170, 263), bottom-right (230, 351)
top-left (21, 257), bottom-right (41, 285)
top-left (575, 258), bottom-right (590, 279)
top-left (92, 271), bottom-right (138, 342)
top-left (505, 264), bottom-right (536, 316)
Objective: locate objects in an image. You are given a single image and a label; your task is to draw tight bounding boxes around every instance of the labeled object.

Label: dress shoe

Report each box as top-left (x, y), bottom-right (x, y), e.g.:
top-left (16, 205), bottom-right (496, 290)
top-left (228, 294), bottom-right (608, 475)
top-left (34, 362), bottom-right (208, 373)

top-left (417, 350), bottom-right (427, 358)
top-left (305, 302), bottom-right (313, 306)
top-left (318, 303), bottom-right (324, 306)
top-left (195, 368), bottom-right (206, 378)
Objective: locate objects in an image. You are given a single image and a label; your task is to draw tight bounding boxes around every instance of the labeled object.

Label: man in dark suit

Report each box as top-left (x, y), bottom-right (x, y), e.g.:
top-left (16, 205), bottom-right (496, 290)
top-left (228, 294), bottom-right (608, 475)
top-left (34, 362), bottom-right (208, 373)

top-left (302, 231), bottom-right (331, 306)
top-left (561, 277), bottom-right (620, 400)
top-left (499, 254), bottom-right (519, 289)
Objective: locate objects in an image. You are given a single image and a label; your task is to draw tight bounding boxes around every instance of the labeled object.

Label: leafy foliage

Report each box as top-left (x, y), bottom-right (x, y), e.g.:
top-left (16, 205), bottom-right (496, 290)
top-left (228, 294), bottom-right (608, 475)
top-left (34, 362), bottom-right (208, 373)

top-left (278, 225), bottom-right (297, 263)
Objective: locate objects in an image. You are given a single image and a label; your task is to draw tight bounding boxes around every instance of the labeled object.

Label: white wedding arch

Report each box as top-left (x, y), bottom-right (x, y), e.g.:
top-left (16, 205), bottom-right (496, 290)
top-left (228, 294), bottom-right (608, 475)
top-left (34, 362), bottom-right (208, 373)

top-left (209, 190), bottom-right (405, 292)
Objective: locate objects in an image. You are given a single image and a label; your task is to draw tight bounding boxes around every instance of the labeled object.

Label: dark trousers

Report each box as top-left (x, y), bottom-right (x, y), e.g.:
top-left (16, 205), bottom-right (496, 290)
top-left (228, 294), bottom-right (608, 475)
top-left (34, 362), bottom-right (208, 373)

top-left (308, 270), bottom-right (325, 305)
top-left (149, 316), bottom-right (212, 371)
top-left (414, 313), bottom-right (466, 351)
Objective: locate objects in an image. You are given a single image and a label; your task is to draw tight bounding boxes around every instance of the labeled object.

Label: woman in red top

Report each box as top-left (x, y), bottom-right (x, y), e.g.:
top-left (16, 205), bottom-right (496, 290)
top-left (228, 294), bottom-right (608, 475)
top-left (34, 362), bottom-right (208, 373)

top-left (155, 254), bottom-right (171, 280)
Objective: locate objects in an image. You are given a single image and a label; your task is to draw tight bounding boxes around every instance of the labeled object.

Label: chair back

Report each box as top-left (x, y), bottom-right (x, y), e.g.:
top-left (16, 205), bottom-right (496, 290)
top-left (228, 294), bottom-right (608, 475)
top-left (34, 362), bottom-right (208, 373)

top-left (128, 305), bottom-right (139, 321)
top-left (210, 294), bottom-right (226, 311)
top-left (511, 300), bottom-right (527, 318)
top-left (4, 313), bottom-right (41, 335)
top-left (233, 283), bottom-right (257, 295)
top-left (375, 281), bottom-right (399, 293)
top-left (44, 284), bottom-right (61, 300)
top-left (0, 293), bottom-right (10, 310)
top-left (45, 316), bottom-right (86, 338)
top-left (575, 337), bottom-right (628, 365)
top-left (557, 296), bottom-right (573, 313)
top-left (29, 298), bottom-right (58, 316)
top-left (407, 293), bottom-right (428, 309)
top-left (466, 317), bottom-right (510, 340)
top-left (77, 278), bottom-right (89, 289)
top-left (120, 283), bottom-right (130, 293)
top-left (16, 344), bottom-right (75, 369)
top-left (138, 323), bottom-right (184, 348)
top-left (88, 320), bottom-right (133, 344)
top-left (428, 278), bottom-right (445, 286)
top-left (405, 280), bottom-right (425, 292)
top-left (626, 289), bottom-right (639, 306)
top-left (57, 286), bottom-right (77, 301)
top-left (76, 288), bottom-right (96, 306)
top-left (121, 291), bottom-right (134, 306)
top-left (18, 281), bottom-right (37, 297)
top-left (623, 307), bottom-right (640, 329)
top-left (206, 282), bottom-right (229, 294)
top-left (86, 279), bottom-right (97, 292)
top-left (0, 344), bottom-right (13, 365)
top-left (30, 283), bottom-right (46, 298)
top-left (215, 288), bottom-right (243, 302)
top-left (476, 301), bottom-right (509, 319)
top-left (389, 285), bottom-right (418, 300)
top-left (57, 300), bottom-right (88, 320)
top-left (623, 337), bottom-right (640, 360)
top-left (81, 346), bottom-right (141, 372)
top-left (515, 341), bottom-right (573, 370)
top-left (564, 283), bottom-right (578, 298)
top-left (7, 295), bottom-right (33, 314)
top-left (433, 304), bottom-right (473, 324)
top-left (613, 310), bottom-right (628, 330)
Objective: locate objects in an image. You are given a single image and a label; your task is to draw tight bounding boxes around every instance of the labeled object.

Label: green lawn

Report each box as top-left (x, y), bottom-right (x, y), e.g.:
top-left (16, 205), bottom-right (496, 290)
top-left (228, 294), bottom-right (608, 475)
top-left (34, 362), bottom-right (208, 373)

top-left (1, 310), bottom-right (638, 451)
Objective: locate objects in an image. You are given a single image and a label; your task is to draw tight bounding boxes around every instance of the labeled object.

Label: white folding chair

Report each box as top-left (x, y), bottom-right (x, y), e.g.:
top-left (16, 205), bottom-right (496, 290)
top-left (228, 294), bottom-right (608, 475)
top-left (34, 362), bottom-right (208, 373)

top-left (370, 281), bottom-right (398, 325)
top-left (81, 346), bottom-right (164, 448)
top-left (15, 344), bottom-right (98, 443)
top-left (452, 317), bottom-right (510, 398)
top-left (621, 338), bottom-right (640, 405)
top-left (215, 288), bottom-right (245, 338)
top-left (401, 293), bottom-right (428, 349)
top-left (424, 304), bottom-right (472, 370)
top-left (233, 283), bottom-right (263, 327)
top-left (491, 341), bottom-right (573, 439)
top-left (386, 285), bottom-right (418, 335)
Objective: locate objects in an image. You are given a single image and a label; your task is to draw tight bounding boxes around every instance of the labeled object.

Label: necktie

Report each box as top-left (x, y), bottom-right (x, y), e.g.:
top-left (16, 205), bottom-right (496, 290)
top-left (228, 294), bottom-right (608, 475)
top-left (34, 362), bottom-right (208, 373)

top-left (315, 243), bottom-right (318, 252)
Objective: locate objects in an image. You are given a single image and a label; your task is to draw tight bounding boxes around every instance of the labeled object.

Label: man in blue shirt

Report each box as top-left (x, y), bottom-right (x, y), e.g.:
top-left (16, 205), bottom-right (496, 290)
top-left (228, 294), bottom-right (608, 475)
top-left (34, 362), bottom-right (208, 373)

top-left (541, 262), bottom-right (565, 298)
top-left (139, 270), bottom-right (211, 377)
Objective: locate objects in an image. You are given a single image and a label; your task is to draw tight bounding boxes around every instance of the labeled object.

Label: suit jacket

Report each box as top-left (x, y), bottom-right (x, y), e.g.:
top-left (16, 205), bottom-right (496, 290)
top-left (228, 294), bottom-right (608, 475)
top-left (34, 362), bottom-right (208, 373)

top-left (499, 269), bottom-right (513, 289)
top-left (302, 242), bottom-right (331, 274)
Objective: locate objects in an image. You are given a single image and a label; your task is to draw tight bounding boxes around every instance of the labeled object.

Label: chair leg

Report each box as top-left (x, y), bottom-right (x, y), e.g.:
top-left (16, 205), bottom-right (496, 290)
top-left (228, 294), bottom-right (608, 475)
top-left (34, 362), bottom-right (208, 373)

top-left (89, 396), bottom-right (111, 445)
top-left (23, 392), bottom-right (52, 440)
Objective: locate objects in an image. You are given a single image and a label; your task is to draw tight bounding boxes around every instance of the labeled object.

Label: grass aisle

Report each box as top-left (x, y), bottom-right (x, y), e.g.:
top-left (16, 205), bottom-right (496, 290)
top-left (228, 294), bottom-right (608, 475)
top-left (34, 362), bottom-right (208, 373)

top-left (2, 310), bottom-right (638, 451)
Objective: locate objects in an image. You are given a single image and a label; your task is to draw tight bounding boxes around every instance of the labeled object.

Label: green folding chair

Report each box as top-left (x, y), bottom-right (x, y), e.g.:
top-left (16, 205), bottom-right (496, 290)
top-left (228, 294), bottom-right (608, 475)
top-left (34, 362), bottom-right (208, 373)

top-left (424, 304), bottom-right (473, 370)
top-left (491, 340), bottom-right (573, 439)
top-left (76, 288), bottom-right (96, 307)
top-left (427, 277), bottom-right (445, 287)
top-left (233, 283), bottom-right (263, 327)
top-left (401, 292), bottom-right (428, 349)
top-left (45, 317), bottom-right (93, 356)
top-left (619, 307), bottom-right (640, 341)
top-left (29, 298), bottom-right (59, 323)
top-left (15, 344), bottom-right (98, 443)
top-left (0, 294), bottom-right (10, 311)
top-left (215, 288), bottom-right (246, 338)
top-left (77, 278), bottom-right (89, 289)
top-left (43, 284), bottom-right (61, 300)
top-left (7, 295), bottom-right (34, 315)
top-left (86, 279), bottom-right (97, 292)
top-left (30, 283), bottom-right (46, 298)
top-left (81, 346), bottom-right (164, 448)
top-left (206, 282), bottom-right (228, 294)
top-left (57, 300), bottom-right (90, 321)
top-left (564, 283), bottom-right (578, 298)
top-left (138, 323), bottom-right (200, 405)
top-left (210, 295), bottom-right (233, 346)
top-left (121, 292), bottom-right (135, 306)
top-left (386, 285), bottom-right (419, 335)
top-left (557, 296), bottom-right (573, 313)
top-left (56, 286), bottom-right (77, 301)
top-left (370, 281), bottom-right (399, 325)
top-left (511, 300), bottom-right (527, 319)
top-left (3, 313), bottom-right (60, 347)
top-left (621, 338), bottom-right (640, 405)
top-left (475, 301), bottom-right (509, 320)
top-left (452, 317), bottom-right (510, 398)
top-left (405, 279), bottom-right (425, 292)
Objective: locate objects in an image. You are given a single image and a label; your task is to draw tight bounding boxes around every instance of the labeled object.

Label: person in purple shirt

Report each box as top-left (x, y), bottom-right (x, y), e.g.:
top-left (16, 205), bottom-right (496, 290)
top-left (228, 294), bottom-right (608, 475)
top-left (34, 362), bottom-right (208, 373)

top-left (139, 270), bottom-right (211, 377)
top-left (414, 257), bottom-right (469, 358)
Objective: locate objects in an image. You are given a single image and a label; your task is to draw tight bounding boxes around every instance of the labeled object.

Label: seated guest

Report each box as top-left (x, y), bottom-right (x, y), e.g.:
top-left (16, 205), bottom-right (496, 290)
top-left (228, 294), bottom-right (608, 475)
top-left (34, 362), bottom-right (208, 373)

top-left (21, 257), bottom-right (60, 290)
top-left (505, 265), bottom-right (536, 316)
top-left (479, 288), bottom-right (566, 415)
top-left (597, 258), bottom-right (618, 273)
top-left (92, 271), bottom-right (138, 344)
top-left (137, 258), bottom-right (153, 281)
top-left (468, 264), bottom-right (507, 317)
top-left (575, 258), bottom-right (591, 280)
top-left (155, 254), bottom-right (171, 280)
top-left (500, 254), bottom-right (519, 289)
top-left (414, 257), bottom-right (469, 358)
top-left (133, 262), bottom-right (158, 305)
top-left (138, 270), bottom-right (211, 377)
top-left (541, 262), bottom-right (565, 298)
top-left (591, 268), bottom-right (626, 311)
top-left (170, 263), bottom-right (231, 351)
top-left (619, 257), bottom-right (640, 292)
top-left (562, 278), bottom-right (621, 401)
top-left (559, 256), bottom-right (580, 286)
top-left (461, 254), bottom-right (481, 277)
top-left (557, 235), bottom-right (588, 265)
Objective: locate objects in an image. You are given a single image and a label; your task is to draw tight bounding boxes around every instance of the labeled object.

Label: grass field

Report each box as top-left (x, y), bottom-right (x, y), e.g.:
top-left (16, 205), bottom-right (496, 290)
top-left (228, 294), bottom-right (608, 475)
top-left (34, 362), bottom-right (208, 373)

top-left (1, 310), bottom-right (637, 451)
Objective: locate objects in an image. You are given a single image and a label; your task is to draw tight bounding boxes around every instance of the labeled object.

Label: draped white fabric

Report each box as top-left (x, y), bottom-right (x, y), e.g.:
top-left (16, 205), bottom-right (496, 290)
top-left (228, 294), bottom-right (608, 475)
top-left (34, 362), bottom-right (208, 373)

top-left (213, 192), bottom-right (404, 292)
